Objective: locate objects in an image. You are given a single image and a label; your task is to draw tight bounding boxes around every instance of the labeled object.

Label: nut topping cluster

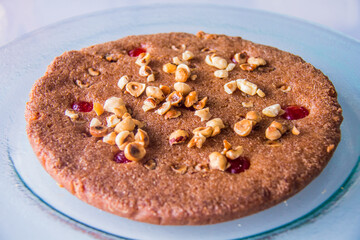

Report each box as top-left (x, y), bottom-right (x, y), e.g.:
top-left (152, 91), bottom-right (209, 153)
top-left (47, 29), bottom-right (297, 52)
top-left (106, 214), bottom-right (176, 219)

top-left (209, 140), bottom-right (245, 172)
top-left (64, 32), bottom-right (311, 172)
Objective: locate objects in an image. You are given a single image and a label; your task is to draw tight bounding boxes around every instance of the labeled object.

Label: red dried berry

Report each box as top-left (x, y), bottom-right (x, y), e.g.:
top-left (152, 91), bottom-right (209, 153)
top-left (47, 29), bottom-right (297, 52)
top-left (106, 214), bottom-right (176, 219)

top-left (282, 106), bottom-right (309, 120)
top-left (114, 151), bottom-right (131, 164)
top-left (128, 47), bottom-right (146, 57)
top-left (72, 101), bottom-right (93, 112)
top-left (226, 157), bottom-right (250, 174)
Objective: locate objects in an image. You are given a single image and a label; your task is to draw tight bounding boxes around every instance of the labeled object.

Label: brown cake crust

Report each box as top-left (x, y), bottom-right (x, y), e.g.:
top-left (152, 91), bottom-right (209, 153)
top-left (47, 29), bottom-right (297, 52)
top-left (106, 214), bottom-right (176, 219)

top-left (25, 32), bottom-right (342, 225)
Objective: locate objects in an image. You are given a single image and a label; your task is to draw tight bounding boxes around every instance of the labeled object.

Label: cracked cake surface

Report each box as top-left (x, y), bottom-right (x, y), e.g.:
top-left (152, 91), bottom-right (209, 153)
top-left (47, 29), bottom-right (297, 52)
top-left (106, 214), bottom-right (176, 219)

top-left (25, 32), bottom-right (342, 225)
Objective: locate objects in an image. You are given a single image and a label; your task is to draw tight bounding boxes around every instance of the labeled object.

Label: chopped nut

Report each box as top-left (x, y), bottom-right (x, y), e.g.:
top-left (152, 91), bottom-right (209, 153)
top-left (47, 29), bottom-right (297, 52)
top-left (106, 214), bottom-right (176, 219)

top-left (242, 101), bottom-right (254, 108)
top-left (173, 56), bottom-right (187, 65)
top-left (75, 80), bottom-right (90, 88)
top-left (147, 73), bottom-right (155, 82)
top-left (103, 97), bottom-right (125, 114)
top-left (166, 91), bottom-right (183, 106)
top-left (256, 89), bottom-right (266, 97)
top-left (246, 111), bottom-right (262, 124)
top-left (269, 121), bottom-right (287, 134)
top-left (139, 65), bottom-right (153, 77)
top-left (88, 67), bottom-right (100, 76)
top-left (236, 79), bottom-right (258, 96)
top-left (104, 53), bottom-right (120, 62)
top-left (113, 105), bottom-right (128, 118)
top-left (65, 109), bottom-right (79, 119)
top-left (226, 146), bottom-right (244, 160)
top-left (134, 129), bottom-right (149, 147)
top-left (234, 119), bottom-right (253, 137)
top-left (194, 163), bottom-right (210, 172)
top-left (124, 142), bottom-right (146, 161)
top-left (280, 85), bottom-right (292, 92)
top-left (155, 101), bottom-right (171, 115)
top-left (262, 104), bottom-right (282, 117)
top-left (90, 125), bottom-right (108, 137)
top-left (171, 165), bottom-right (188, 175)
top-left (182, 50), bottom-right (194, 61)
top-left (193, 97), bottom-right (208, 110)
top-left (118, 76), bottom-right (129, 90)
top-left (114, 117), bottom-right (136, 133)
top-left (89, 118), bottom-right (102, 127)
top-left (174, 82), bottom-right (192, 95)
top-left (184, 91), bottom-right (198, 108)
top-left (206, 118), bottom-right (225, 137)
top-left (226, 63), bottom-right (236, 71)
top-left (247, 57), bottom-right (266, 66)
top-left (205, 55), bottom-right (214, 66)
top-left (209, 152), bottom-right (228, 171)
top-left (187, 133), bottom-right (206, 148)
top-left (194, 107), bottom-right (212, 121)
top-left (214, 70), bottom-right (228, 78)
top-left (159, 85), bottom-right (171, 96)
top-left (212, 56), bottom-right (228, 69)
top-left (135, 52), bottom-right (151, 66)
top-left (221, 140), bottom-right (232, 155)
top-left (190, 75), bottom-right (197, 81)
top-left (169, 129), bottom-right (189, 145)
top-left (163, 63), bottom-right (177, 73)
top-left (146, 86), bottom-right (165, 102)
top-left (164, 109), bottom-right (182, 119)
top-left (132, 118), bottom-right (145, 128)
top-left (192, 126), bottom-right (213, 138)
top-left (106, 115), bottom-right (121, 127)
top-left (240, 63), bottom-right (257, 71)
top-left (224, 80), bottom-right (237, 94)
top-left (175, 64), bottom-right (190, 82)
top-left (142, 97), bottom-right (157, 112)
top-left (93, 102), bottom-right (104, 116)
top-left (327, 144), bottom-right (335, 152)
top-left (291, 126), bottom-right (300, 135)
top-left (265, 126), bottom-right (282, 141)
top-left (233, 52), bottom-right (248, 64)
top-left (115, 131), bottom-right (135, 150)
top-left (144, 159), bottom-right (157, 170)
top-left (102, 132), bottom-right (117, 145)
top-left (126, 82), bottom-right (146, 97)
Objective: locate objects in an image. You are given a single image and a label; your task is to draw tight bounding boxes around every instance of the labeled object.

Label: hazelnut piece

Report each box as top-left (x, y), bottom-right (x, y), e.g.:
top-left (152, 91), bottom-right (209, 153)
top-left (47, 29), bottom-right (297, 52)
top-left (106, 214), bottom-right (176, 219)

top-left (124, 142), bottom-right (146, 161)
top-left (234, 119), bottom-right (253, 137)
top-left (193, 97), bottom-right (208, 110)
top-left (135, 129), bottom-right (150, 147)
top-left (192, 126), bottom-right (213, 138)
top-left (126, 82), bottom-right (146, 97)
top-left (174, 82), bottom-right (192, 95)
top-left (115, 131), bottom-right (135, 150)
top-left (90, 125), bottom-right (108, 137)
top-left (144, 159), bottom-right (157, 170)
top-left (184, 91), bottom-right (198, 108)
top-left (166, 91), bottom-right (183, 106)
top-left (169, 129), bottom-right (189, 145)
top-left (225, 146), bottom-right (244, 160)
top-left (209, 152), bottom-right (228, 171)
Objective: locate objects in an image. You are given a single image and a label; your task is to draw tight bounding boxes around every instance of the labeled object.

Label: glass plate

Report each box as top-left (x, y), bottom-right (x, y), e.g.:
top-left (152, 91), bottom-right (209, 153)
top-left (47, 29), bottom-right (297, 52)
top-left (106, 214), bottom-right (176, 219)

top-left (1, 4), bottom-right (359, 240)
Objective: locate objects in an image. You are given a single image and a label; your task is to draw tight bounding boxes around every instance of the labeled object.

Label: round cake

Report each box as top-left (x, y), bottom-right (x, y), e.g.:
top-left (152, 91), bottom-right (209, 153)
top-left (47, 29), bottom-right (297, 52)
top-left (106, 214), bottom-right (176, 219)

top-left (25, 32), bottom-right (342, 225)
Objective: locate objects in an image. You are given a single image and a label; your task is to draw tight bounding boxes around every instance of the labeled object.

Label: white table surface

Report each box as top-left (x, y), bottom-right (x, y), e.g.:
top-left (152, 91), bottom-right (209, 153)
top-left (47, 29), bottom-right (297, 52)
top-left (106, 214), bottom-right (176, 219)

top-left (1, 0), bottom-right (360, 47)
top-left (0, 1), bottom-right (359, 240)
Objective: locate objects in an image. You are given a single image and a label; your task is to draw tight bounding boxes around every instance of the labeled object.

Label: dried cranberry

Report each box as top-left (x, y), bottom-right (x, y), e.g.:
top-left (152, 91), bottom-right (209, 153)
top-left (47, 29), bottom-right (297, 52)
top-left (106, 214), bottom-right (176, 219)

top-left (72, 101), bottom-right (93, 112)
top-left (282, 106), bottom-right (309, 120)
top-left (114, 151), bottom-right (131, 164)
top-left (226, 157), bottom-right (250, 174)
top-left (128, 47), bottom-right (146, 57)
